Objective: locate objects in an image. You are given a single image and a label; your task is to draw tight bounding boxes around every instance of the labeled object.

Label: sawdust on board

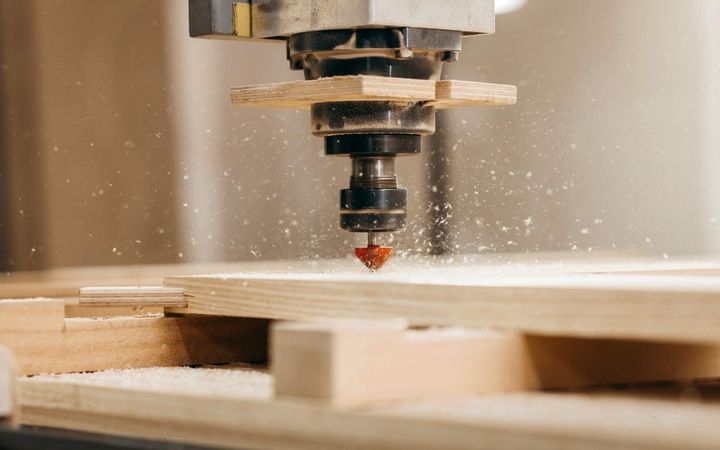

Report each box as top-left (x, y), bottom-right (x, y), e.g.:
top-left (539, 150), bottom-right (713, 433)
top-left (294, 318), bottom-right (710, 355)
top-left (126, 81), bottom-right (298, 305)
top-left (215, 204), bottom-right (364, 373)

top-left (25, 366), bottom-right (273, 400)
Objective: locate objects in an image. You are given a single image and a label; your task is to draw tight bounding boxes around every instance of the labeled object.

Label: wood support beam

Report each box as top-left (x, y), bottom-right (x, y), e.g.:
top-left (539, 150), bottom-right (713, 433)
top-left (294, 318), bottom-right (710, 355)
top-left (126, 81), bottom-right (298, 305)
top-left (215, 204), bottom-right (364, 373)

top-left (273, 320), bottom-right (720, 406)
top-left (0, 299), bottom-right (268, 375)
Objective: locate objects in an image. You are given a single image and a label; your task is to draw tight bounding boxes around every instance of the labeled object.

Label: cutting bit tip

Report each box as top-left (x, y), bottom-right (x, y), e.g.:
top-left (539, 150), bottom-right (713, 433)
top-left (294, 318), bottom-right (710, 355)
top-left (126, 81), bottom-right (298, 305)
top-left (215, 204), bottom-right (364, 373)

top-left (354, 245), bottom-right (394, 271)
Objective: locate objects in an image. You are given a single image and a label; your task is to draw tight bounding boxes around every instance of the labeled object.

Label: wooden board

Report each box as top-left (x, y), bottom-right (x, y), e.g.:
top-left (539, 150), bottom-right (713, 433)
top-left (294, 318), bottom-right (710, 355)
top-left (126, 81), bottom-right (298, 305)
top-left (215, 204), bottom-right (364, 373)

top-left (229, 75), bottom-right (516, 109)
top-left (164, 258), bottom-right (720, 343)
top-left (0, 262), bottom-right (260, 317)
top-left (78, 286), bottom-right (187, 308)
top-left (272, 319), bottom-right (720, 406)
top-left (0, 299), bottom-right (268, 375)
top-left (0, 262), bottom-right (254, 300)
top-left (17, 366), bottom-right (720, 450)
top-left (0, 347), bottom-right (14, 422)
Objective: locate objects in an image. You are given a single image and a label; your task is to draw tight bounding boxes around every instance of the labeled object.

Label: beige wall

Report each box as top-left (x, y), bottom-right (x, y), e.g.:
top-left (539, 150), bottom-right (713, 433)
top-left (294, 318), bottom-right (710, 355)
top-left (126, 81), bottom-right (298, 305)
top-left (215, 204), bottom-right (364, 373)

top-left (0, 0), bottom-right (718, 270)
top-left (0, 0), bottom-right (179, 270)
top-left (444, 0), bottom-right (720, 256)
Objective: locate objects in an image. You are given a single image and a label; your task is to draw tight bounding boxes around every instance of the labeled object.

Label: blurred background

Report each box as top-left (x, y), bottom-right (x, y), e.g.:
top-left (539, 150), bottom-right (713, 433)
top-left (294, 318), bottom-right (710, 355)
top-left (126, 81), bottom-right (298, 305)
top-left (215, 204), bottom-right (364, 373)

top-left (0, 0), bottom-right (718, 271)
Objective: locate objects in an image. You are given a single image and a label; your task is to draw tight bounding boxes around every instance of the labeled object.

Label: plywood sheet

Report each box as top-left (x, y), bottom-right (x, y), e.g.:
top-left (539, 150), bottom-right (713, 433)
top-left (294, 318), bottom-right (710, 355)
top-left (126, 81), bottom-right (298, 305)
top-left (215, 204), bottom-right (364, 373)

top-left (230, 75), bottom-right (516, 109)
top-left (17, 366), bottom-right (720, 450)
top-left (79, 286), bottom-right (187, 308)
top-left (230, 75), bottom-right (435, 108)
top-left (165, 257), bottom-right (720, 343)
top-left (433, 79), bottom-right (518, 108)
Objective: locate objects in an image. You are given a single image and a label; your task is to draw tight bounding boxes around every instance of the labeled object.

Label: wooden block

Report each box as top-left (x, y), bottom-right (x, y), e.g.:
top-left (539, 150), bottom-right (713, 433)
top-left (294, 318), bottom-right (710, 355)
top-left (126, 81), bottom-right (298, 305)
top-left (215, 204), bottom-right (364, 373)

top-left (16, 366), bottom-right (720, 450)
top-left (273, 321), bottom-right (514, 405)
top-left (79, 286), bottom-right (187, 308)
top-left (164, 265), bottom-right (720, 343)
top-left (433, 79), bottom-right (518, 108)
top-left (0, 299), bottom-right (268, 375)
top-left (273, 320), bottom-right (720, 406)
top-left (230, 75), bottom-right (436, 108)
top-left (0, 299), bottom-right (65, 332)
top-left (0, 346), bottom-right (16, 422)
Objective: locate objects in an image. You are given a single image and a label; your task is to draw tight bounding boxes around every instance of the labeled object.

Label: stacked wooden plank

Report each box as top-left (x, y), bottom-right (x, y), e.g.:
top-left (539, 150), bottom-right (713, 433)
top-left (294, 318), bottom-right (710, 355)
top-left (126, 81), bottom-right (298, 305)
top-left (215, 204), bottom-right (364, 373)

top-left (5, 257), bottom-right (720, 449)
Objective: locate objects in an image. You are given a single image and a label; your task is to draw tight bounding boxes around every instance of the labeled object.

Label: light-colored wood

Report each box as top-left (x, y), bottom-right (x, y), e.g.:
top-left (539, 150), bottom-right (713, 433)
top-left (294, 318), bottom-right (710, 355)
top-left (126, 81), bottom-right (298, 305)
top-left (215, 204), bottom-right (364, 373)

top-left (230, 75), bottom-right (435, 108)
top-left (273, 319), bottom-right (720, 406)
top-left (433, 79), bottom-right (518, 108)
top-left (0, 256), bottom-right (706, 300)
top-left (79, 286), bottom-right (188, 308)
top-left (164, 258), bottom-right (720, 343)
top-left (0, 262), bottom-right (264, 318)
top-left (0, 346), bottom-right (15, 422)
top-left (0, 262), bottom-right (256, 300)
top-left (229, 75), bottom-right (516, 109)
top-left (65, 302), bottom-right (164, 318)
top-left (17, 366), bottom-right (720, 450)
top-left (0, 299), bottom-right (267, 375)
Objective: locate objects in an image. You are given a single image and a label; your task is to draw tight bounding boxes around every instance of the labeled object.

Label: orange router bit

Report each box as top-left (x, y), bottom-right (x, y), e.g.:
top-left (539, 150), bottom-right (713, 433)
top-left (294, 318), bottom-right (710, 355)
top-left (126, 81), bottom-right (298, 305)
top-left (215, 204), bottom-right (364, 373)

top-left (354, 232), bottom-right (393, 271)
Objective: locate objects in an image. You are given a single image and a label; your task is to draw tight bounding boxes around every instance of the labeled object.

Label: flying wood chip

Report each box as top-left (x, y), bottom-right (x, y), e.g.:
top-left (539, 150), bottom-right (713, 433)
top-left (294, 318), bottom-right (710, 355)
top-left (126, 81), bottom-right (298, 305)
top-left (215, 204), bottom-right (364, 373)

top-left (354, 245), bottom-right (394, 271)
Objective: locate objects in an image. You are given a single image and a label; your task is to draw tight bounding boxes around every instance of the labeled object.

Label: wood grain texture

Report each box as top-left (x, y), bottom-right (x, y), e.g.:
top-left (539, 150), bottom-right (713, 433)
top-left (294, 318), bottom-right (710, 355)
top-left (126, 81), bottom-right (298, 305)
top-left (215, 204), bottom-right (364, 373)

top-left (0, 299), bottom-right (268, 375)
top-left (229, 75), bottom-right (516, 109)
top-left (0, 262), bottom-right (265, 318)
top-left (0, 256), bottom-right (697, 299)
top-left (0, 346), bottom-right (15, 421)
top-left (79, 286), bottom-right (187, 308)
top-left (0, 262), bottom-right (256, 300)
top-left (433, 79), bottom-right (518, 108)
top-left (17, 366), bottom-right (720, 450)
top-left (230, 75), bottom-right (435, 108)
top-left (164, 258), bottom-right (720, 343)
top-left (273, 320), bottom-right (720, 406)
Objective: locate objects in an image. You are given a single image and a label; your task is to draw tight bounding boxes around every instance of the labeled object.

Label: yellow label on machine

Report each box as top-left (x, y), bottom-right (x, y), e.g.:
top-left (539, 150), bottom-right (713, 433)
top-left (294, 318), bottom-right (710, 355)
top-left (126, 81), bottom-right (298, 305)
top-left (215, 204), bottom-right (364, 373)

top-left (233, 2), bottom-right (252, 38)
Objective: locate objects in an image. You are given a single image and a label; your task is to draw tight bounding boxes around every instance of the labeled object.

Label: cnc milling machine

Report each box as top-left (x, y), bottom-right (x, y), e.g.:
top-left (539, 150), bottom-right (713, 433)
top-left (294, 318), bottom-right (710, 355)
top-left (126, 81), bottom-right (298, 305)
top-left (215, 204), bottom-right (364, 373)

top-left (189, 0), bottom-right (500, 269)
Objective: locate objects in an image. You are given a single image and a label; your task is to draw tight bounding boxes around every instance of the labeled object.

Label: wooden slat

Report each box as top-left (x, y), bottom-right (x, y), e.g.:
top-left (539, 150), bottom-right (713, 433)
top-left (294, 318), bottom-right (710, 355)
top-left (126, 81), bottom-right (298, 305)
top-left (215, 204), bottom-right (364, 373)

top-left (0, 299), bottom-right (268, 375)
top-left (0, 347), bottom-right (15, 422)
top-left (433, 79), bottom-right (517, 108)
top-left (79, 286), bottom-right (187, 308)
top-left (0, 262), bottom-right (256, 300)
top-left (164, 266), bottom-right (720, 343)
top-left (273, 320), bottom-right (720, 406)
top-left (230, 75), bottom-right (436, 108)
top-left (17, 366), bottom-right (720, 450)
